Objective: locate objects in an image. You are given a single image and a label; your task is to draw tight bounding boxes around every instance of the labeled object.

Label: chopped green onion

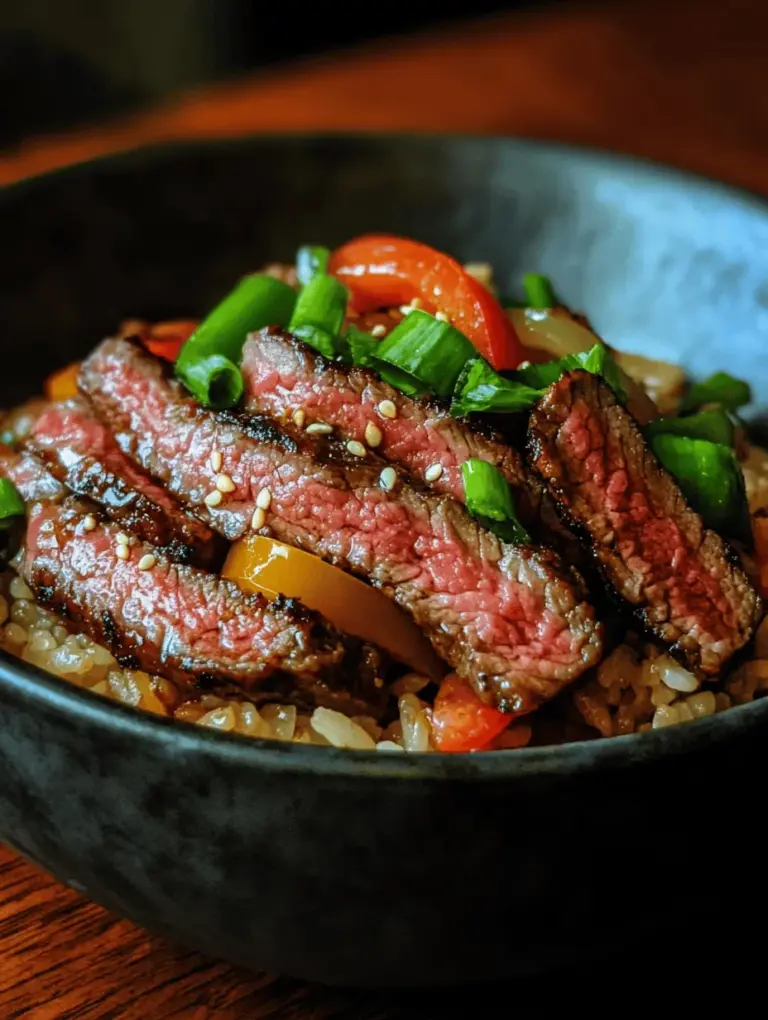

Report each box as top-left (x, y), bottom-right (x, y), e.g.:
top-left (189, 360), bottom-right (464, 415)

top-left (460, 459), bottom-right (530, 544)
top-left (0, 478), bottom-right (25, 529)
top-left (296, 246), bottom-right (331, 286)
top-left (288, 273), bottom-right (349, 360)
top-left (368, 310), bottom-right (476, 399)
top-left (644, 409), bottom-right (735, 448)
top-left (451, 358), bottom-right (544, 417)
top-left (680, 371), bottom-right (751, 414)
top-left (344, 327), bottom-right (379, 367)
top-left (176, 274), bottom-right (297, 409)
top-left (523, 274), bottom-right (556, 309)
top-left (291, 325), bottom-right (338, 361)
top-left (517, 343), bottom-right (627, 403)
top-left (649, 434), bottom-right (751, 542)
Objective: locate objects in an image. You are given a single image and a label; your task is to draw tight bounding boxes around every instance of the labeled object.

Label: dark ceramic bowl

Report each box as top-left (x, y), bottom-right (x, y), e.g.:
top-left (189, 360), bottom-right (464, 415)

top-left (1, 136), bottom-right (767, 988)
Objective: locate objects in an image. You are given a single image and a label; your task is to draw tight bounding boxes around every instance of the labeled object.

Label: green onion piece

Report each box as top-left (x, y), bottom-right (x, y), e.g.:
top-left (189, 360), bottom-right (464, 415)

top-left (451, 358), bottom-right (544, 417)
top-left (644, 409), bottom-right (735, 448)
top-left (296, 246), bottom-right (331, 287)
top-left (460, 459), bottom-right (530, 544)
top-left (369, 310), bottom-right (476, 399)
top-left (0, 478), bottom-right (25, 529)
top-left (649, 434), bottom-right (751, 542)
top-left (176, 274), bottom-right (297, 409)
top-left (291, 325), bottom-right (338, 361)
top-left (523, 273), bottom-right (556, 309)
top-left (289, 273), bottom-right (348, 336)
top-left (345, 327), bottom-right (379, 367)
top-left (517, 343), bottom-right (627, 403)
top-left (680, 371), bottom-right (752, 414)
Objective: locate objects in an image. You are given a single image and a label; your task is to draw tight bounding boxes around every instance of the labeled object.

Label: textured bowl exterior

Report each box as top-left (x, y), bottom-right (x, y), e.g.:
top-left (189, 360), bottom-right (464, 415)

top-left (1, 136), bottom-right (767, 985)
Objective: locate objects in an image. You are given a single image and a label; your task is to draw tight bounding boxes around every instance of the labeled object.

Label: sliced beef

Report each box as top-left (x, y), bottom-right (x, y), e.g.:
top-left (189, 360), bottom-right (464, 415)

top-left (527, 371), bottom-right (761, 674)
top-left (80, 338), bottom-right (603, 713)
top-left (0, 443), bottom-right (66, 504)
top-left (25, 398), bottom-right (224, 569)
top-left (241, 329), bottom-right (583, 559)
top-left (242, 328), bottom-right (538, 519)
top-left (21, 498), bottom-right (386, 712)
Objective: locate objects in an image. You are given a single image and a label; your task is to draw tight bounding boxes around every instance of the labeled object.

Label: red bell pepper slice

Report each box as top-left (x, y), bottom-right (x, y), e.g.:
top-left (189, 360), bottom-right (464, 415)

top-left (431, 673), bottom-right (513, 752)
top-left (328, 235), bottom-right (524, 370)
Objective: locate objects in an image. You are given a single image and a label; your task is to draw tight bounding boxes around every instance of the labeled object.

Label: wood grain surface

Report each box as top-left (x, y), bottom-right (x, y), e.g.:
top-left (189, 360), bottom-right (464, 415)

top-left (2, 0), bottom-right (767, 1014)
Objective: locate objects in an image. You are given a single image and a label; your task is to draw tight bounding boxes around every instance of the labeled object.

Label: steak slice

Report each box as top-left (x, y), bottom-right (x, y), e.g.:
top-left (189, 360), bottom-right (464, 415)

top-left (527, 371), bottom-right (761, 674)
top-left (21, 498), bottom-right (387, 709)
top-left (81, 338), bottom-right (603, 713)
top-left (25, 398), bottom-right (224, 569)
top-left (241, 328), bottom-right (538, 519)
top-left (0, 444), bottom-right (66, 504)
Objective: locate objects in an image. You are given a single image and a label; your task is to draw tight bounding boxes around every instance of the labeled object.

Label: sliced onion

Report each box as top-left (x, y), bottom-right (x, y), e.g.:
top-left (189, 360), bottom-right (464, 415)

top-left (508, 306), bottom-right (661, 424)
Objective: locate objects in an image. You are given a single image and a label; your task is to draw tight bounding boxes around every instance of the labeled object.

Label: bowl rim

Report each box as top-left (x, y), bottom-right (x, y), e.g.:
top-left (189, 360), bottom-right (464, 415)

top-left (2, 131), bottom-right (767, 781)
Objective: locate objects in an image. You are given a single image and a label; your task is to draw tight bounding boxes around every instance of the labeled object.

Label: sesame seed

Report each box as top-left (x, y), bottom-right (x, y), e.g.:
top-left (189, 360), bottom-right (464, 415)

top-left (115, 544), bottom-right (130, 561)
top-left (425, 462), bottom-right (444, 482)
top-left (116, 531), bottom-right (130, 545)
top-left (204, 490), bottom-right (223, 507)
top-left (251, 507), bottom-right (266, 530)
top-left (256, 488), bottom-right (272, 510)
top-left (370, 324), bottom-right (387, 338)
top-left (138, 554), bottom-right (156, 571)
top-left (398, 304), bottom-right (414, 316)
top-left (518, 360), bottom-right (531, 369)
top-left (292, 408), bottom-right (306, 428)
top-left (435, 311), bottom-right (449, 322)
top-left (82, 514), bottom-right (97, 532)
top-left (377, 399), bottom-right (397, 419)
top-left (379, 466), bottom-right (397, 492)
top-left (210, 450), bottom-right (222, 472)
top-left (216, 473), bottom-right (235, 493)
top-left (409, 298), bottom-right (422, 309)
top-left (306, 423), bottom-right (333, 436)
top-left (364, 422), bottom-right (382, 448)
top-left (346, 440), bottom-right (367, 458)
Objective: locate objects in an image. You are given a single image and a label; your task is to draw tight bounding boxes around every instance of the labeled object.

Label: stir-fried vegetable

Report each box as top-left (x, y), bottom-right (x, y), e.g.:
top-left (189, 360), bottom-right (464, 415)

top-left (288, 272), bottom-right (349, 361)
top-left (461, 459), bottom-right (530, 544)
top-left (680, 371), bottom-right (752, 414)
top-left (44, 361), bottom-right (80, 401)
top-left (451, 358), bottom-right (544, 416)
top-left (517, 343), bottom-right (628, 402)
top-left (450, 343), bottom-right (625, 417)
top-left (508, 305), bottom-right (597, 359)
top-left (222, 534), bottom-right (441, 676)
top-left (431, 673), bottom-right (512, 752)
top-left (645, 408), bottom-right (735, 447)
top-left (176, 274), bottom-right (297, 409)
top-left (649, 433), bottom-right (751, 542)
top-left (140, 320), bottom-right (198, 361)
top-left (368, 310), bottom-right (476, 398)
top-left (296, 245), bottom-right (331, 287)
top-left (0, 478), bottom-right (25, 527)
top-left (329, 235), bottom-right (525, 370)
top-left (0, 476), bottom-right (25, 569)
top-left (522, 273), bottom-right (556, 309)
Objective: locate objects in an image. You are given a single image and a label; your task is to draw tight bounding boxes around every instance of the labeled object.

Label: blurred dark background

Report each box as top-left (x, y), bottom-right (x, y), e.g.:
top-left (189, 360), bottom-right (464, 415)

top-left (0, 0), bottom-right (577, 147)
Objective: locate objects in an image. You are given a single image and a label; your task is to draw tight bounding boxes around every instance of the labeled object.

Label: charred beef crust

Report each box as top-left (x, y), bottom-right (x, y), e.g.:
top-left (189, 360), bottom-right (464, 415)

top-left (21, 498), bottom-right (387, 714)
top-left (80, 338), bottom-right (603, 713)
top-left (26, 399), bottom-right (224, 569)
top-left (527, 371), bottom-right (761, 674)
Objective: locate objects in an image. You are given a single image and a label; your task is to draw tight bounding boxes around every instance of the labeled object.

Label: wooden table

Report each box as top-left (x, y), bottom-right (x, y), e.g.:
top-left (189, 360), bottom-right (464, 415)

top-left (2, 0), bottom-right (767, 1014)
